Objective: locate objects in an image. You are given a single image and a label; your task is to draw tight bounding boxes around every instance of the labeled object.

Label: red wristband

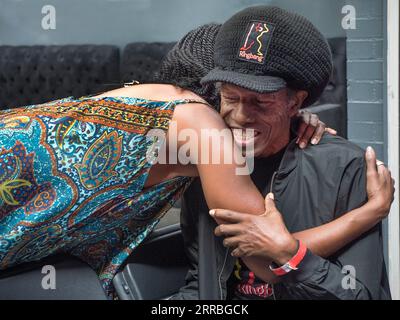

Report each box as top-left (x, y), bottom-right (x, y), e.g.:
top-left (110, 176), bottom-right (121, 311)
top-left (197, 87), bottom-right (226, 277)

top-left (269, 240), bottom-right (307, 276)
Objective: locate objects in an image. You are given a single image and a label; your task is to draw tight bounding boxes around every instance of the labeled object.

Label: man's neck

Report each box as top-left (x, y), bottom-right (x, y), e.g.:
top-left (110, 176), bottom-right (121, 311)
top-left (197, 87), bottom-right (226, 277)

top-left (255, 144), bottom-right (288, 163)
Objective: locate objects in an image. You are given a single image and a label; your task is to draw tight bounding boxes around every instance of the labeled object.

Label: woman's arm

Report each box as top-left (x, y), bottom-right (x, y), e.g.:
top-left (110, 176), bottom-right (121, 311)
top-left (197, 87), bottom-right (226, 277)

top-left (293, 146), bottom-right (394, 257)
top-left (170, 102), bottom-right (265, 215)
top-left (170, 102), bottom-right (276, 280)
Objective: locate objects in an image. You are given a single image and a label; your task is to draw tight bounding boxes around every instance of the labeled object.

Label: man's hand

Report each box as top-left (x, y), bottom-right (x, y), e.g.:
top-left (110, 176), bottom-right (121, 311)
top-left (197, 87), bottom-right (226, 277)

top-left (365, 146), bottom-right (395, 218)
top-left (210, 193), bottom-right (298, 265)
top-left (296, 110), bottom-right (337, 149)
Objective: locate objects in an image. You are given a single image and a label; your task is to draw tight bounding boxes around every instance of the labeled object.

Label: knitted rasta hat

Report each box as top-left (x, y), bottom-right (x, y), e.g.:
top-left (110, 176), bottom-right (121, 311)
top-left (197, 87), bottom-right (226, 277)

top-left (201, 6), bottom-right (333, 107)
top-left (155, 23), bottom-right (221, 107)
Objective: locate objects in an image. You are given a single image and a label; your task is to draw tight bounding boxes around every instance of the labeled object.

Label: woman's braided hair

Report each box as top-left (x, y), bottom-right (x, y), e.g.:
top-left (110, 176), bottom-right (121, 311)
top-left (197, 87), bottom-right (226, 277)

top-left (154, 23), bottom-right (221, 108)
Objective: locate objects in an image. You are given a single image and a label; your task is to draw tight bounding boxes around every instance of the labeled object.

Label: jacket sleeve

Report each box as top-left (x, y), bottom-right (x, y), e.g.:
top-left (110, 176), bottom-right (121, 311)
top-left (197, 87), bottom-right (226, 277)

top-left (278, 156), bottom-right (390, 300)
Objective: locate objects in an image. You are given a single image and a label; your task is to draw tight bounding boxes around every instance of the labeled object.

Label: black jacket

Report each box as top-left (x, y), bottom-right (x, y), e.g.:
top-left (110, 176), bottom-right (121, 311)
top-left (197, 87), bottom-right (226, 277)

top-left (172, 134), bottom-right (391, 300)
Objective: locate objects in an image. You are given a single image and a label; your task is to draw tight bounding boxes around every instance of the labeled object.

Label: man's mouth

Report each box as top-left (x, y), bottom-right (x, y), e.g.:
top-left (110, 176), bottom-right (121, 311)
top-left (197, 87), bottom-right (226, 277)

top-left (231, 128), bottom-right (261, 145)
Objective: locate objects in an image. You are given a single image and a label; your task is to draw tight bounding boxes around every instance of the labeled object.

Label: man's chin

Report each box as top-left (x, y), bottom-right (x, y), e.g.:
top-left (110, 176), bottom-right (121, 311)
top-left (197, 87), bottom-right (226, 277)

top-left (251, 136), bottom-right (271, 156)
top-left (239, 145), bottom-right (264, 158)
top-left (251, 141), bottom-right (274, 158)
top-left (233, 133), bottom-right (265, 154)
top-left (249, 149), bottom-right (265, 158)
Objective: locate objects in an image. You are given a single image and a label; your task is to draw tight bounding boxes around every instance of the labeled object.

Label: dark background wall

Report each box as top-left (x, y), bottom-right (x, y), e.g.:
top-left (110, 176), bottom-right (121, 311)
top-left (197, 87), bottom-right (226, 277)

top-left (0, 0), bottom-right (345, 48)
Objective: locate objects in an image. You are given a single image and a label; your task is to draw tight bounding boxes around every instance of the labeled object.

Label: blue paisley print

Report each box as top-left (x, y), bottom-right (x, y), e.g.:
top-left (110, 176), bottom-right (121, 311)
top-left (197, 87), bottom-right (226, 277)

top-left (0, 96), bottom-right (194, 298)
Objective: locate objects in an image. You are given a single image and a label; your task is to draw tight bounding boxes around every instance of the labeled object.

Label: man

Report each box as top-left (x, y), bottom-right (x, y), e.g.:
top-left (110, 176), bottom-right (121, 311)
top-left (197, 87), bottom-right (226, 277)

top-left (173, 6), bottom-right (392, 300)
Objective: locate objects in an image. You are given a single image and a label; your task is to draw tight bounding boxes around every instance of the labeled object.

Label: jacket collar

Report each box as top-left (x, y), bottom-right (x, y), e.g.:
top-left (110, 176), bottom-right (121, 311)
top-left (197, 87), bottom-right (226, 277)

top-left (256, 137), bottom-right (298, 177)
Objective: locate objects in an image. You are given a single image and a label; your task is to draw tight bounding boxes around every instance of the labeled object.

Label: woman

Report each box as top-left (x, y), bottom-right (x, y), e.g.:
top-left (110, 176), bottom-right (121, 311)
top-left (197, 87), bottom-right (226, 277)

top-left (0, 24), bottom-right (394, 299)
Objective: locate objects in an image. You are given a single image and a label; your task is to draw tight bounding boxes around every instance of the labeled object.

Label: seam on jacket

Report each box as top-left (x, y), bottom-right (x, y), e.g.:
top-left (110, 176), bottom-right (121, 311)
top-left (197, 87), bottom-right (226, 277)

top-left (219, 248), bottom-right (229, 300)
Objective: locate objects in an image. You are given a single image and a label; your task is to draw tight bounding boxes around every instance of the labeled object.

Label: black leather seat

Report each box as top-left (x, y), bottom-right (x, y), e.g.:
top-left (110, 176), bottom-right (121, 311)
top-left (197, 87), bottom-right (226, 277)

top-left (0, 45), bottom-right (120, 109)
top-left (0, 254), bottom-right (107, 300)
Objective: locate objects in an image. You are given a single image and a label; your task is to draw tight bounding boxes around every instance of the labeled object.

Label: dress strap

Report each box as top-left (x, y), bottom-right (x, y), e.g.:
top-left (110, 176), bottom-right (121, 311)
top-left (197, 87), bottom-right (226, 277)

top-left (123, 80), bottom-right (140, 87)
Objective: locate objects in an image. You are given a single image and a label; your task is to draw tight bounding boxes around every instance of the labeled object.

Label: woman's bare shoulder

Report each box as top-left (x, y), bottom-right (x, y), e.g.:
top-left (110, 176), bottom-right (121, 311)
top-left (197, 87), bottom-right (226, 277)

top-left (92, 83), bottom-right (207, 103)
top-left (173, 100), bottom-right (224, 132)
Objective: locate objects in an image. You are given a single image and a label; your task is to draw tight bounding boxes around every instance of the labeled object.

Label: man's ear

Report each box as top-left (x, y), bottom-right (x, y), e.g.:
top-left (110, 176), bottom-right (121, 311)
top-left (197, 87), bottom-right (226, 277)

top-left (288, 90), bottom-right (308, 117)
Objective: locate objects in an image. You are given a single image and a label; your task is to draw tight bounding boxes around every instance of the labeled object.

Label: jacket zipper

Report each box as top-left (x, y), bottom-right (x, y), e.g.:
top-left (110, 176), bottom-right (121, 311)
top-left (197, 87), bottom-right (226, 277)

top-left (270, 171), bottom-right (278, 193)
top-left (218, 249), bottom-right (229, 300)
top-left (270, 171), bottom-right (277, 300)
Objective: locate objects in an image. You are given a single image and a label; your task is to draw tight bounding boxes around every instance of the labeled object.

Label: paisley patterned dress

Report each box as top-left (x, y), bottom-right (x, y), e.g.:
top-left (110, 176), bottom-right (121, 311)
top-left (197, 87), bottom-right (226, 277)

top-left (0, 95), bottom-right (196, 298)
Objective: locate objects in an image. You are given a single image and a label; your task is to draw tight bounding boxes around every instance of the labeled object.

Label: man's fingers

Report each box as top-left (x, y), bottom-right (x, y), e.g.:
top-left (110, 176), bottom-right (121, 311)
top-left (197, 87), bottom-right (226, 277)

top-left (215, 224), bottom-right (242, 237)
top-left (222, 236), bottom-right (241, 248)
top-left (365, 146), bottom-right (379, 181)
top-left (209, 209), bottom-right (246, 223)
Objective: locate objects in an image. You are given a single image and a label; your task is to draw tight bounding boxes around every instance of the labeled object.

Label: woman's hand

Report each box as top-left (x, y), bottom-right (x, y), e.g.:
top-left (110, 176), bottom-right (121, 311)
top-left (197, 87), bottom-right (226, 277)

top-left (365, 146), bottom-right (395, 218)
top-left (296, 110), bottom-right (337, 149)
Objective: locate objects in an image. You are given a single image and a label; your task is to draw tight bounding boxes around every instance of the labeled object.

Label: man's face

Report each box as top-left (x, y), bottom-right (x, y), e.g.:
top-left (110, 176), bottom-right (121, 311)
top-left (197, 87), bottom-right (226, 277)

top-left (219, 83), bottom-right (300, 158)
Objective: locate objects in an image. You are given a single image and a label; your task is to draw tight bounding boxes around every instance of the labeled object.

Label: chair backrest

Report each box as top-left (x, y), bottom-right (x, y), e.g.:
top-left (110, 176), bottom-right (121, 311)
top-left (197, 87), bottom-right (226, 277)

top-left (313, 37), bottom-right (347, 106)
top-left (0, 38), bottom-right (346, 111)
top-left (0, 45), bottom-right (120, 109)
top-left (121, 42), bottom-right (176, 83)
top-left (308, 37), bottom-right (347, 137)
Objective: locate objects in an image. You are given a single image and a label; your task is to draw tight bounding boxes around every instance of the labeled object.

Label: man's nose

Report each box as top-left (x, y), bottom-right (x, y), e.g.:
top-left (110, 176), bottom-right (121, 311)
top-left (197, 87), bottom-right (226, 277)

top-left (233, 102), bottom-right (255, 125)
